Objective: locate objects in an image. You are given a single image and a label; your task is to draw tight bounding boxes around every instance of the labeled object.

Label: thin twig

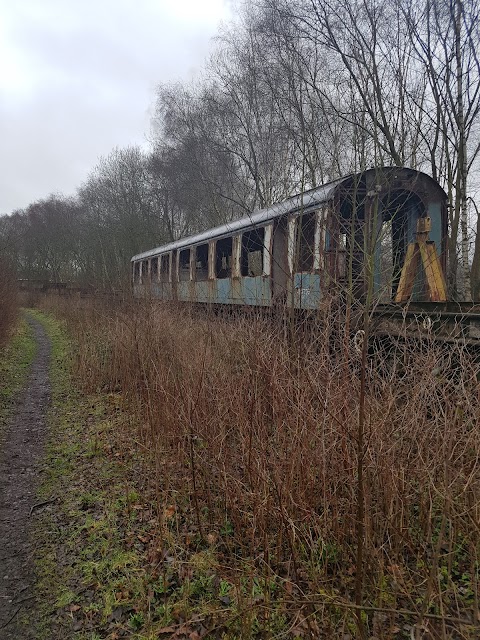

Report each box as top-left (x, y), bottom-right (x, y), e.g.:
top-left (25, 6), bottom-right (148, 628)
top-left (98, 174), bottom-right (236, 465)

top-left (294, 596), bottom-right (477, 627)
top-left (29, 496), bottom-right (57, 516)
top-left (12, 595), bottom-right (35, 606)
top-left (0, 606), bottom-right (21, 630)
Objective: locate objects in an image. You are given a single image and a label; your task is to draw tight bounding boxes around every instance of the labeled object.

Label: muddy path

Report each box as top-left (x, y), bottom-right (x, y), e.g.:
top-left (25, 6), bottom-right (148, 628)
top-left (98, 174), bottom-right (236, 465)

top-left (0, 315), bottom-right (51, 639)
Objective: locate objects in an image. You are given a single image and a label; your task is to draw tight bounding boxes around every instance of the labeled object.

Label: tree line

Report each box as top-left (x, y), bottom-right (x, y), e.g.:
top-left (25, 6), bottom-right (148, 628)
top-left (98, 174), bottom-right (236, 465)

top-left (1, 0), bottom-right (479, 297)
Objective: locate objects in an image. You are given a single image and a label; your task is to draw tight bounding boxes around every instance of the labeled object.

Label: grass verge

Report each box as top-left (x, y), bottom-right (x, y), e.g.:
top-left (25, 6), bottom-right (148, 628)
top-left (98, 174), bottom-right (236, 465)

top-left (32, 311), bottom-right (250, 639)
top-left (0, 314), bottom-right (36, 429)
top-left (30, 311), bottom-right (154, 639)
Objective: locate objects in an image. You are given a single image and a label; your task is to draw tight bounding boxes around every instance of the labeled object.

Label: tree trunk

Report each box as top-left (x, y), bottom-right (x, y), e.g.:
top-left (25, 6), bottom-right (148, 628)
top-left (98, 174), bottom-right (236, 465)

top-left (455, 0), bottom-right (472, 301)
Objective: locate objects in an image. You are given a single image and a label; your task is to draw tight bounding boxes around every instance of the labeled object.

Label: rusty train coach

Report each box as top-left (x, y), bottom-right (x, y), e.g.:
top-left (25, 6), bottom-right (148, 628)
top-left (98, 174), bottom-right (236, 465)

top-left (131, 167), bottom-right (448, 312)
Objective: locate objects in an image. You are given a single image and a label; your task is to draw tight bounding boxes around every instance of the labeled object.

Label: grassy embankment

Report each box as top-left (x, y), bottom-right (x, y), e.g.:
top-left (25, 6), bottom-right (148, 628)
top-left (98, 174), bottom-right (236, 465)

top-left (0, 317), bottom-right (36, 429)
top-left (28, 310), bottom-right (174, 639)
top-left (31, 295), bottom-right (480, 640)
top-left (0, 258), bottom-right (18, 349)
top-left (0, 260), bottom-right (23, 426)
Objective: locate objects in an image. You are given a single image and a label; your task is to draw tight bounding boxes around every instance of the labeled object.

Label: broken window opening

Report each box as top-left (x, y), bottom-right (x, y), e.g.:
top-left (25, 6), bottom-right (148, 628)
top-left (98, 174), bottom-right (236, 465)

top-left (379, 190), bottom-right (423, 298)
top-left (134, 261), bottom-right (141, 283)
top-left (179, 248), bottom-right (191, 282)
top-left (195, 244), bottom-right (209, 281)
top-left (241, 228), bottom-right (264, 277)
top-left (336, 231), bottom-right (348, 279)
top-left (296, 212), bottom-right (316, 272)
top-left (160, 254), bottom-right (170, 283)
top-left (378, 220), bottom-right (394, 302)
top-left (150, 257), bottom-right (159, 281)
top-left (215, 237), bottom-right (233, 279)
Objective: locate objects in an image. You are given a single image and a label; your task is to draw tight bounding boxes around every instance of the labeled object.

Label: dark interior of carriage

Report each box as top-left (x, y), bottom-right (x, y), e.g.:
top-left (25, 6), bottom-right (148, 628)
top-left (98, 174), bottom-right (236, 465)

top-left (334, 172), bottom-right (428, 301)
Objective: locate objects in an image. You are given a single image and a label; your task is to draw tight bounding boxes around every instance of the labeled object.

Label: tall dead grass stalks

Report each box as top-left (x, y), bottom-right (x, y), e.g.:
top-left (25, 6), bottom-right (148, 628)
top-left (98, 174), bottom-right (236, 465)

top-left (0, 259), bottom-right (18, 346)
top-left (42, 295), bottom-right (480, 637)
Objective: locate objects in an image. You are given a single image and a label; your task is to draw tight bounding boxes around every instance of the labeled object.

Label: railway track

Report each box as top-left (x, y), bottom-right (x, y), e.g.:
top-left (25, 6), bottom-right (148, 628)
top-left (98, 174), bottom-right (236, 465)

top-left (372, 302), bottom-right (480, 345)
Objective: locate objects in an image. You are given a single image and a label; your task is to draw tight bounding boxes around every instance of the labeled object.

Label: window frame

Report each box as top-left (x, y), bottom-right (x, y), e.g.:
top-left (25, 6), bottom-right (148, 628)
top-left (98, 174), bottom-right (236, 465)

top-left (215, 236), bottom-right (234, 279)
top-left (150, 256), bottom-right (159, 283)
top-left (288, 211), bottom-right (321, 274)
top-left (134, 261), bottom-right (141, 284)
top-left (240, 227), bottom-right (265, 277)
top-left (194, 243), bottom-right (209, 282)
top-left (160, 253), bottom-right (170, 283)
top-left (178, 247), bottom-right (192, 282)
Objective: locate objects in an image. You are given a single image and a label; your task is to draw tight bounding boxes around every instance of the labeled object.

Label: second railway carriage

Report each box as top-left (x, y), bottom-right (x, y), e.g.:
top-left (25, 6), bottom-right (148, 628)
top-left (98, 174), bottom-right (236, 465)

top-left (131, 167), bottom-right (448, 309)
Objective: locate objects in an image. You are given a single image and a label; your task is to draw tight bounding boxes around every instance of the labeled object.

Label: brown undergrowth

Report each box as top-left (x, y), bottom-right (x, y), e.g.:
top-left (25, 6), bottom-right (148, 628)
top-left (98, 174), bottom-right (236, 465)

top-left (0, 259), bottom-right (18, 346)
top-left (40, 295), bottom-right (480, 639)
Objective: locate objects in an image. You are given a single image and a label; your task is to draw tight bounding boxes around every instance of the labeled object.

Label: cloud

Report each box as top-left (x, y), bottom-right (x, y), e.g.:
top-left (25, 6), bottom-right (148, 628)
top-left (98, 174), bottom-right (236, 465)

top-left (0, 0), bottom-right (232, 213)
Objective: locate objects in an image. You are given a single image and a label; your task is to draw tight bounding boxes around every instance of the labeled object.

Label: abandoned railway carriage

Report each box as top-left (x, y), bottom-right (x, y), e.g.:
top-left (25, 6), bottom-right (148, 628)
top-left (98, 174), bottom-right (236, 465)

top-left (131, 167), bottom-right (448, 309)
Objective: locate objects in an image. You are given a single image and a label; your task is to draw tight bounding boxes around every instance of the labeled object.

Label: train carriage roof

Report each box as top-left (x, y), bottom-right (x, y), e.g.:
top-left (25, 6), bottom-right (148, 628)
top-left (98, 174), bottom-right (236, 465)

top-left (131, 176), bottom-right (345, 262)
top-left (131, 167), bottom-right (445, 262)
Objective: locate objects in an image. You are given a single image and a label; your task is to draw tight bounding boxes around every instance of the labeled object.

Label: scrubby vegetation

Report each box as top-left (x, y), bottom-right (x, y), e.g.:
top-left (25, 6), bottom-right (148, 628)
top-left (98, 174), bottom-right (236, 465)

top-left (0, 260), bottom-right (18, 347)
top-left (35, 295), bottom-right (480, 639)
top-left (0, 316), bottom-right (35, 429)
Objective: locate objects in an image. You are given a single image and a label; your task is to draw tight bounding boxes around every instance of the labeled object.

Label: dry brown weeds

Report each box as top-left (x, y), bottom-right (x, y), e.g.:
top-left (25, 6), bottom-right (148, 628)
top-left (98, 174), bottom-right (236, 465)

top-left (0, 259), bottom-right (18, 347)
top-left (40, 294), bottom-right (480, 639)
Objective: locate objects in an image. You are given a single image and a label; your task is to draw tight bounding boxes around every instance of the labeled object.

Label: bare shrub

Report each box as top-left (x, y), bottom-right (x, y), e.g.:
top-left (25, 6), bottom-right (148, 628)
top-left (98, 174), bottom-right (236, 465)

top-left (47, 296), bottom-right (480, 637)
top-left (0, 259), bottom-right (18, 346)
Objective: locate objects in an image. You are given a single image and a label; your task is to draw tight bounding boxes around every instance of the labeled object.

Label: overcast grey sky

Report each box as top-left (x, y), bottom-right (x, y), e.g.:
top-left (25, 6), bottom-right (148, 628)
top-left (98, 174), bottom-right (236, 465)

top-left (0, 0), bottom-right (233, 213)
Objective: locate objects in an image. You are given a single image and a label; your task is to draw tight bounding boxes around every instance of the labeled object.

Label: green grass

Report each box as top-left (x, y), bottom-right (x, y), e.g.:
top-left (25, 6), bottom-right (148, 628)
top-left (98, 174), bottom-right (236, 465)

top-left (30, 310), bottom-right (165, 638)
top-left (0, 315), bottom-right (36, 428)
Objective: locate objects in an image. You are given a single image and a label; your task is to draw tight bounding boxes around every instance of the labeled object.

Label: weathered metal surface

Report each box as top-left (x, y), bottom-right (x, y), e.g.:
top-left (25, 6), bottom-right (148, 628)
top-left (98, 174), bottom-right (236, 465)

top-left (193, 281), bottom-right (210, 303)
top-left (293, 273), bottom-right (321, 309)
top-left (132, 167), bottom-right (451, 315)
top-left (177, 282), bottom-right (191, 302)
top-left (241, 276), bottom-right (271, 306)
top-left (373, 302), bottom-right (480, 344)
top-left (395, 218), bottom-right (447, 303)
top-left (132, 168), bottom-right (447, 265)
top-left (161, 283), bottom-right (173, 300)
top-left (215, 278), bottom-right (234, 305)
top-left (132, 180), bottom-right (343, 263)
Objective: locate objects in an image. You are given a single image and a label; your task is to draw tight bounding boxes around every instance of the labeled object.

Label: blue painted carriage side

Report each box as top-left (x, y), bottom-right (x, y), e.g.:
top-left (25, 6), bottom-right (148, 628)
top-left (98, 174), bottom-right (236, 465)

top-left (215, 278), bottom-right (234, 304)
top-left (150, 283), bottom-right (161, 298)
top-left (194, 281), bottom-right (211, 303)
top-left (132, 169), bottom-right (449, 307)
top-left (240, 277), bottom-right (272, 306)
top-left (177, 282), bottom-right (191, 302)
top-left (293, 273), bottom-right (321, 309)
top-left (160, 283), bottom-right (172, 300)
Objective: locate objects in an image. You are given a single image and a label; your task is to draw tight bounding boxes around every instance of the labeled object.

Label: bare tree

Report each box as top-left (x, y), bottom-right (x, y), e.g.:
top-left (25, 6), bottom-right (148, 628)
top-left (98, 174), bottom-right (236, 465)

top-left (402, 0), bottom-right (480, 298)
top-left (259, 0), bottom-right (480, 297)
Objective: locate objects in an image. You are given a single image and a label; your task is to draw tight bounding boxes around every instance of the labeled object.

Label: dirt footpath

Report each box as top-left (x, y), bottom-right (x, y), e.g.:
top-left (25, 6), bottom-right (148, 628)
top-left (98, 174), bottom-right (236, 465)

top-left (0, 316), bottom-right (51, 639)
